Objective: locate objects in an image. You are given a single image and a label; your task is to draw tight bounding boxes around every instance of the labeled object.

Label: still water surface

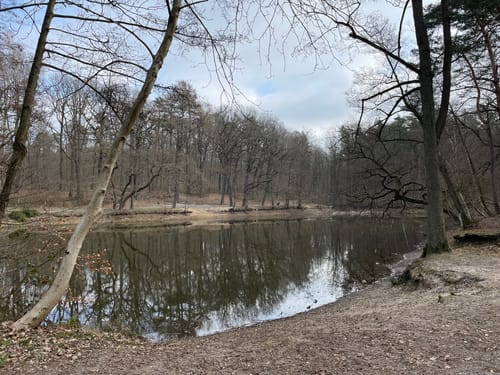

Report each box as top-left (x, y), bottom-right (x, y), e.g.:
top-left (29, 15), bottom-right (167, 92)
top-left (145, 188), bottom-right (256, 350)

top-left (2, 218), bottom-right (422, 341)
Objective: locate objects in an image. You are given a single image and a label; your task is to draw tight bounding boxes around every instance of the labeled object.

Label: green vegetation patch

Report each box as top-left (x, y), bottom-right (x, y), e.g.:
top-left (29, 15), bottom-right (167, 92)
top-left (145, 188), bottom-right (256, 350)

top-left (8, 208), bottom-right (40, 223)
top-left (7, 228), bottom-right (29, 239)
top-left (0, 337), bottom-right (13, 368)
top-left (0, 352), bottom-right (8, 368)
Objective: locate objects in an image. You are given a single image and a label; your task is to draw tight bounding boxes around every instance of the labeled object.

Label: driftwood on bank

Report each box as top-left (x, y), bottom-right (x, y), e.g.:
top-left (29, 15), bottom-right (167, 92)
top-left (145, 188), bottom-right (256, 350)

top-left (453, 231), bottom-right (500, 244)
top-left (108, 208), bottom-right (192, 216)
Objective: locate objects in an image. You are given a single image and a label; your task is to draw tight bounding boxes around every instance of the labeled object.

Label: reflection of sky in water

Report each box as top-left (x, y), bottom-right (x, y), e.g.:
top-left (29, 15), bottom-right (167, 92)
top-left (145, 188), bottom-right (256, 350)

top-left (48, 259), bottom-right (345, 339)
top-left (9, 219), bottom-right (422, 341)
top-left (195, 257), bottom-right (345, 337)
top-left (47, 269), bottom-right (115, 325)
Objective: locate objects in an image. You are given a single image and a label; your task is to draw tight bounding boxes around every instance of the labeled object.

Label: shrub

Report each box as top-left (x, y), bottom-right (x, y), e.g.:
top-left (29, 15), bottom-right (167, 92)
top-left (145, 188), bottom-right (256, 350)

top-left (23, 208), bottom-right (40, 218)
top-left (8, 210), bottom-right (27, 222)
top-left (7, 229), bottom-right (29, 239)
top-left (8, 208), bottom-right (40, 222)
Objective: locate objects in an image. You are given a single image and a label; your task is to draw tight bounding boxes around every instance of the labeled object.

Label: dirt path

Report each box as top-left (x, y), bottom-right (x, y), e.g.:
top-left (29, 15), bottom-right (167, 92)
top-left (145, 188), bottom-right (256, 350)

top-left (2, 242), bottom-right (498, 374)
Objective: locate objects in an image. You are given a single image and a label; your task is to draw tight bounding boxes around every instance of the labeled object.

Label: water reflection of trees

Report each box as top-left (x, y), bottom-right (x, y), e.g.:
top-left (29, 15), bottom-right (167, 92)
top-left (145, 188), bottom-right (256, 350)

top-left (0, 231), bottom-right (66, 321)
top-left (1, 219), bottom-right (422, 339)
top-left (335, 218), bottom-right (421, 284)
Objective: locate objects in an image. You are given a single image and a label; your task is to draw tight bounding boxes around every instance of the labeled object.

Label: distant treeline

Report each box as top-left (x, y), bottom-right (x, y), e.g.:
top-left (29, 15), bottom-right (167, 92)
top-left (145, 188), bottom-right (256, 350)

top-left (1, 40), bottom-right (499, 218)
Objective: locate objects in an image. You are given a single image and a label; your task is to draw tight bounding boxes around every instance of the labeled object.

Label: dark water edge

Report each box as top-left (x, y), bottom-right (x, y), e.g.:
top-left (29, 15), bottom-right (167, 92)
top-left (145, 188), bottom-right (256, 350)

top-left (1, 217), bottom-right (423, 341)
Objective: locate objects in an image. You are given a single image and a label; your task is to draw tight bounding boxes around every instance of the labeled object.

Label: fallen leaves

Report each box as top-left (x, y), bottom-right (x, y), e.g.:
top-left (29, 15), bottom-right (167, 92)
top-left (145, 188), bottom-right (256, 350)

top-left (0, 323), bottom-right (144, 371)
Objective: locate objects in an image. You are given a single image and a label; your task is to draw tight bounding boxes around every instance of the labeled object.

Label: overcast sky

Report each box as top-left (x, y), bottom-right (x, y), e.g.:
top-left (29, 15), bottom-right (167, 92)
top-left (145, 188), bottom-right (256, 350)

top-left (160, 43), bottom-right (356, 141)
top-left (156, 1), bottom-right (411, 144)
top-left (4, 1), bottom-right (411, 144)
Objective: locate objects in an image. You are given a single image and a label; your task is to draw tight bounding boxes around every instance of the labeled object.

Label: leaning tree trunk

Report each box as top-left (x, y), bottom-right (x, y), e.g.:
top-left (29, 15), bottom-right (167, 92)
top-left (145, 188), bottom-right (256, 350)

top-left (439, 157), bottom-right (473, 229)
top-left (0, 0), bottom-right (56, 222)
top-left (13, 0), bottom-right (182, 330)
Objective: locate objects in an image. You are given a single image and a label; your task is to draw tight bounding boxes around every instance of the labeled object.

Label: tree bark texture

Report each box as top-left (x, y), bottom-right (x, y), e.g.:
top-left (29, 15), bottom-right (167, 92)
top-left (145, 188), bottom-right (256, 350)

top-left (13, 0), bottom-right (182, 329)
top-left (412, 0), bottom-right (450, 256)
top-left (0, 0), bottom-right (56, 221)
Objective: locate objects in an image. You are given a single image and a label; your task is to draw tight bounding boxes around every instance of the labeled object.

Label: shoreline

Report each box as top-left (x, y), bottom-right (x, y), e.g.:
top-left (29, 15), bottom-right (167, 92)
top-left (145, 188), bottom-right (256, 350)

top-left (2, 242), bottom-right (498, 374)
top-left (2, 204), bottom-right (426, 233)
top-left (0, 210), bottom-right (498, 374)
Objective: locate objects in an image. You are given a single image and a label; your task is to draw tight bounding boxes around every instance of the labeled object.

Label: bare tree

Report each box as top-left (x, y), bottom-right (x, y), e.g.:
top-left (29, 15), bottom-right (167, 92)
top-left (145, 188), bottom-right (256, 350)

top-left (214, 109), bottom-right (244, 207)
top-left (51, 77), bottom-right (93, 201)
top-left (12, 0), bottom-right (183, 330)
top-left (0, 32), bottom-right (29, 158)
top-left (11, 0), bottom-right (254, 328)
top-left (0, 0), bottom-right (56, 220)
top-left (427, 0), bottom-right (500, 216)
top-left (251, 0), bottom-right (453, 254)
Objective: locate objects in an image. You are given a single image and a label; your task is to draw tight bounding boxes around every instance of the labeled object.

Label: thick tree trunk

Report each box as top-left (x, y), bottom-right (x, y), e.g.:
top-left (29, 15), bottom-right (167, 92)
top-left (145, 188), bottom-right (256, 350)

top-left (0, 0), bottom-right (56, 221)
top-left (12, 0), bottom-right (182, 329)
top-left (412, 0), bottom-right (449, 256)
top-left (421, 126), bottom-right (449, 256)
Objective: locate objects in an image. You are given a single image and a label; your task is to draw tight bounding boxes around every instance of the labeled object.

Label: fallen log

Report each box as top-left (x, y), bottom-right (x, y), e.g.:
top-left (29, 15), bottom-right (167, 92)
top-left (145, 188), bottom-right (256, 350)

top-left (453, 232), bottom-right (500, 243)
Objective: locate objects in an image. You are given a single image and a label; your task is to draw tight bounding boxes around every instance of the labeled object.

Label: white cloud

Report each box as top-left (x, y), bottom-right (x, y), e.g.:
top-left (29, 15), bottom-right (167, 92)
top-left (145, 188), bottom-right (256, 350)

top-left (155, 1), bottom-right (410, 139)
top-left (159, 39), bottom-right (358, 139)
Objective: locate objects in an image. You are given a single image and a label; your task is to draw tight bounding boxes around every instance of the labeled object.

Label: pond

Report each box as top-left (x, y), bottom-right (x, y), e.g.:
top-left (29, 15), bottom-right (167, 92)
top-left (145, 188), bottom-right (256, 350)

top-left (0, 217), bottom-right (422, 341)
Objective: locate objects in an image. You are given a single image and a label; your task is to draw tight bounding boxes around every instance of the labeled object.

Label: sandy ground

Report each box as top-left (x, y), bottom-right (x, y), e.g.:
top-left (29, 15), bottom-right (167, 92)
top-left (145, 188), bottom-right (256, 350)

top-left (0, 209), bottom-right (499, 374)
top-left (14, 204), bottom-right (362, 231)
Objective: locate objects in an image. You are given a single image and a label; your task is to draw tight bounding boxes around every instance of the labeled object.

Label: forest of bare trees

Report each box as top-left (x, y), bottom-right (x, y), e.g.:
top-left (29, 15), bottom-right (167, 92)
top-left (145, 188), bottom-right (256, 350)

top-left (0, 0), bottom-right (499, 328)
top-left (1, 62), bottom-right (498, 220)
top-left (1, 0), bottom-right (498, 219)
top-left (0, 2), bottom-right (500, 214)
top-left (2, 75), bottom-right (331, 210)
